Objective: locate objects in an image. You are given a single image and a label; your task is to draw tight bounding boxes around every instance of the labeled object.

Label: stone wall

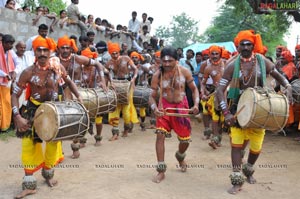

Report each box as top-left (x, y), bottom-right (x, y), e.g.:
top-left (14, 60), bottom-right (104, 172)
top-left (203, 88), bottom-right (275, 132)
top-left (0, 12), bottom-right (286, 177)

top-left (0, 7), bottom-right (132, 47)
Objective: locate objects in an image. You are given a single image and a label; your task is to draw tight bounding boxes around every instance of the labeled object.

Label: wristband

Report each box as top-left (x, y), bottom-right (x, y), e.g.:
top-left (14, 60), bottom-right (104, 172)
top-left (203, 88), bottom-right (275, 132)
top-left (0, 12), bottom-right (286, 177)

top-left (223, 110), bottom-right (230, 116)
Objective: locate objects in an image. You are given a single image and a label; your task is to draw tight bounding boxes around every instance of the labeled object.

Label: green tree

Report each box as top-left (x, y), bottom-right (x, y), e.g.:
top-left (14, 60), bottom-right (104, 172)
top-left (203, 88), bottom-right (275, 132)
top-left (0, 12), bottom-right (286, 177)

top-left (21, 0), bottom-right (66, 14)
top-left (155, 12), bottom-right (201, 49)
top-left (204, 0), bottom-right (292, 58)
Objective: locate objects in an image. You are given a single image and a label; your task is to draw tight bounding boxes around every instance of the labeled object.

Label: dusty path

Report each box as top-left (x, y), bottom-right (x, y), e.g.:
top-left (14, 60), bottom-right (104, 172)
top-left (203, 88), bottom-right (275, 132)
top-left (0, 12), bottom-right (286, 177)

top-left (0, 118), bottom-right (300, 199)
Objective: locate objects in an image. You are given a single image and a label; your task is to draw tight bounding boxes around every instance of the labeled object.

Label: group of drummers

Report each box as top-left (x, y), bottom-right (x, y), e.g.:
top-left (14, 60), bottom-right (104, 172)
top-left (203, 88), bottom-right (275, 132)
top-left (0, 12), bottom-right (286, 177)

top-left (3, 28), bottom-right (300, 197)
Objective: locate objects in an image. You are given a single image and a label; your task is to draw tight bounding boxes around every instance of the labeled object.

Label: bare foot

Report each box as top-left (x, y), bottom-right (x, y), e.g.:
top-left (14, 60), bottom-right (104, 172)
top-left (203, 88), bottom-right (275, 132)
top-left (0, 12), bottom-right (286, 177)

top-left (179, 160), bottom-right (187, 172)
top-left (202, 135), bottom-right (210, 140)
top-left (148, 125), bottom-right (156, 129)
top-left (227, 185), bottom-right (242, 194)
top-left (46, 178), bottom-right (58, 187)
top-left (294, 137), bottom-right (300, 141)
top-left (71, 151), bottom-right (80, 159)
top-left (246, 175), bottom-right (257, 184)
top-left (109, 134), bottom-right (119, 141)
top-left (80, 143), bottom-right (86, 148)
top-left (152, 172), bottom-right (165, 183)
top-left (94, 141), bottom-right (101, 146)
top-left (121, 131), bottom-right (128, 137)
top-left (15, 189), bottom-right (37, 199)
top-left (208, 141), bottom-right (218, 149)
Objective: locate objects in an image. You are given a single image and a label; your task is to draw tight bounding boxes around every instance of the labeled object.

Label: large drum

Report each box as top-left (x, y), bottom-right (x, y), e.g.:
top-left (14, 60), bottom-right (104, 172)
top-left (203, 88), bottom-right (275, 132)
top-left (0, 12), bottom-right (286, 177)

top-left (111, 79), bottom-right (131, 105)
top-left (291, 79), bottom-right (300, 103)
top-left (237, 87), bottom-right (289, 132)
top-left (133, 86), bottom-right (151, 108)
top-left (33, 101), bottom-right (90, 142)
top-left (73, 88), bottom-right (117, 118)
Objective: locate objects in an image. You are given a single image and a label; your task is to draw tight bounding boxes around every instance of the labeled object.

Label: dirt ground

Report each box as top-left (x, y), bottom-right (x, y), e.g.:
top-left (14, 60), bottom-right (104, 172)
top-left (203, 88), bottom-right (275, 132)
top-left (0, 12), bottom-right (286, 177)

top-left (1, 117), bottom-right (300, 199)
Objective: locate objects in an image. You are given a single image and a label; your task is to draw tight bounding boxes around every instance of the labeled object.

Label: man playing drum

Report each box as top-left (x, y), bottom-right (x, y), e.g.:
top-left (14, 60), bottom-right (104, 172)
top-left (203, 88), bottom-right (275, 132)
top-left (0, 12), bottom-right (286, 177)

top-left (105, 41), bottom-right (138, 141)
top-left (149, 46), bottom-right (199, 183)
top-left (130, 51), bottom-right (150, 131)
top-left (215, 30), bottom-right (293, 195)
top-left (201, 45), bottom-right (226, 149)
top-left (56, 35), bottom-right (107, 156)
top-left (11, 36), bottom-right (83, 199)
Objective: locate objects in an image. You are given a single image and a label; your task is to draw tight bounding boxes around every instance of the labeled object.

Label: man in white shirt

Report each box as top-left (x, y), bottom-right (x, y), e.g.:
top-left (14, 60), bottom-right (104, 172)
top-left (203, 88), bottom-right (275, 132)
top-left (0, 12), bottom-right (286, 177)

top-left (128, 11), bottom-right (140, 34)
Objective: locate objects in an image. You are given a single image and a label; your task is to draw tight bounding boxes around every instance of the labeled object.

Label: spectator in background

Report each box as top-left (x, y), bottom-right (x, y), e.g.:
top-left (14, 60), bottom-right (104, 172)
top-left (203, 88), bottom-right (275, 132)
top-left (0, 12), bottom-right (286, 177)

top-left (5, 0), bottom-right (15, 9)
top-left (139, 13), bottom-right (151, 34)
top-left (22, 5), bottom-right (30, 12)
top-left (67, 0), bottom-right (87, 35)
top-left (158, 39), bottom-right (164, 50)
top-left (87, 31), bottom-right (96, 47)
top-left (177, 47), bottom-right (184, 59)
top-left (128, 11), bottom-right (140, 34)
top-left (57, 9), bottom-right (68, 28)
top-left (179, 49), bottom-right (197, 108)
top-left (25, 23), bottom-right (49, 51)
top-left (148, 17), bottom-right (154, 24)
top-left (96, 41), bottom-right (111, 65)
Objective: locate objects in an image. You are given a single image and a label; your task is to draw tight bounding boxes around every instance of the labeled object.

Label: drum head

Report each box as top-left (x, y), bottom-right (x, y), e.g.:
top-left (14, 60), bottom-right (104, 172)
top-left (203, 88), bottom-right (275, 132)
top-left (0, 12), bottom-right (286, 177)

top-left (237, 88), bottom-right (255, 127)
top-left (34, 102), bottom-right (59, 141)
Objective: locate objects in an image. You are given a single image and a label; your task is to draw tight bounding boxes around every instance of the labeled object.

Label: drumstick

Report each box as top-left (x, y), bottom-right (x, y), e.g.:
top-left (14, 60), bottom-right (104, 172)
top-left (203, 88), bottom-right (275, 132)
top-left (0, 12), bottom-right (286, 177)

top-left (164, 108), bottom-right (193, 118)
top-left (234, 105), bottom-right (245, 118)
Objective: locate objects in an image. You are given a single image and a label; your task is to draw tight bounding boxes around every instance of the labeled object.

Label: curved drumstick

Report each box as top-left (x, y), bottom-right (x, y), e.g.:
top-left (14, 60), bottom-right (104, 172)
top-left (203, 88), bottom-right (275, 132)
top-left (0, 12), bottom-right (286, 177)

top-left (32, 110), bottom-right (44, 121)
top-left (234, 105), bottom-right (245, 118)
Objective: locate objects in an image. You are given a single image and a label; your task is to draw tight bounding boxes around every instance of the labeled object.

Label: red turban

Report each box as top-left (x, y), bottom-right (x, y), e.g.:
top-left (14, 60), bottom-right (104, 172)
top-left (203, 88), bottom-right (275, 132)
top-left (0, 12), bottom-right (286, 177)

top-left (57, 35), bottom-right (78, 53)
top-left (32, 36), bottom-right (57, 52)
top-left (281, 50), bottom-right (294, 62)
top-left (295, 44), bottom-right (300, 50)
top-left (107, 41), bottom-right (121, 55)
top-left (81, 47), bottom-right (98, 59)
top-left (201, 49), bottom-right (209, 56)
top-left (276, 45), bottom-right (287, 51)
top-left (234, 30), bottom-right (264, 54)
top-left (130, 51), bottom-right (144, 61)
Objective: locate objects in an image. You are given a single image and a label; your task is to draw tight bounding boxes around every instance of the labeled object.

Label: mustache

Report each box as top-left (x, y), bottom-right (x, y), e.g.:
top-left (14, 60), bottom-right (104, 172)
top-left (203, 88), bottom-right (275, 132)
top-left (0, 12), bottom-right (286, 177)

top-left (37, 55), bottom-right (48, 59)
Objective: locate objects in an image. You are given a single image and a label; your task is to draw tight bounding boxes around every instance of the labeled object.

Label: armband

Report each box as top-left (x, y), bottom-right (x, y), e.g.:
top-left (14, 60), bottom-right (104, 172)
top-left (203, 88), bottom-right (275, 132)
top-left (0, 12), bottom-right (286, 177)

top-left (12, 106), bottom-right (19, 115)
top-left (100, 71), bottom-right (105, 77)
top-left (151, 103), bottom-right (157, 110)
top-left (285, 84), bottom-right (292, 89)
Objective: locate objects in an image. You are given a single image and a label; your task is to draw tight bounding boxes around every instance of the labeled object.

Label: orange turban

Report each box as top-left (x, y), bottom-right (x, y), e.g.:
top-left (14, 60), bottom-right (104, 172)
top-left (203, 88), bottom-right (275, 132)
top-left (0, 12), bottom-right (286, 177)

top-left (262, 45), bottom-right (268, 55)
top-left (295, 44), bottom-right (300, 50)
top-left (281, 50), bottom-right (294, 62)
top-left (209, 45), bottom-right (222, 54)
top-left (222, 49), bottom-right (231, 60)
top-left (32, 36), bottom-right (57, 52)
top-left (130, 51), bottom-right (144, 61)
top-left (234, 30), bottom-right (264, 54)
top-left (81, 47), bottom-right (98, 59)
top-left (155, 51), bottom-right (161, 57)
top-left (57, 35), bottom-right (78, 53)
top-left (107, 41), bottom-right (120, 55)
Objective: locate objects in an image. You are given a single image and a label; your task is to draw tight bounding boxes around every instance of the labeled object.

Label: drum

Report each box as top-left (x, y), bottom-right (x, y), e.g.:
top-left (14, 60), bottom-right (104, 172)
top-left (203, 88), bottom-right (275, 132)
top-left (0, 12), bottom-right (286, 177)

top-left (237, 87), bottom-right (289, 132)
top-left (291, 79), bottom-right (300, 103)
top-left (133, 86), bottom-right (151, 108)
top-left (111, 79), bottom-right (131, 105)
top-left (33, 101), bottom-right (90, 142)
top-left (73, 88), bottom-right (117, 118)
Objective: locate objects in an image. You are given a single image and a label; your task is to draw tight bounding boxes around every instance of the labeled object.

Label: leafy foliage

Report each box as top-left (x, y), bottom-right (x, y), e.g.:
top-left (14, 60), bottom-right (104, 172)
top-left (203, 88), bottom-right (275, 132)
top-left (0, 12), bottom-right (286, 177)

top-left (155, 13), bottom-right (201, 49)
top-left (21, 0), bottom-right (66, 15)
top-left (204, 0), bottom-right (293, 57)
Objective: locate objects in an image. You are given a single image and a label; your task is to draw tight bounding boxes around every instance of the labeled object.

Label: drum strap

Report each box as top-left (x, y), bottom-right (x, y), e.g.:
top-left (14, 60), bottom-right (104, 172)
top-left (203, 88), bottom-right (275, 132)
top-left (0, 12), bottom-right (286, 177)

top-left (228, 54), bottom-right (266, 100)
